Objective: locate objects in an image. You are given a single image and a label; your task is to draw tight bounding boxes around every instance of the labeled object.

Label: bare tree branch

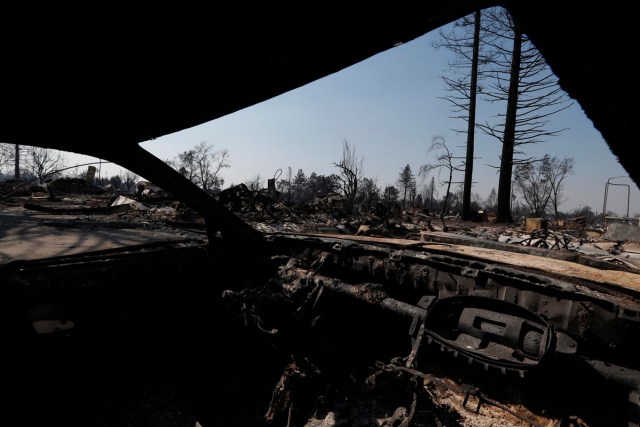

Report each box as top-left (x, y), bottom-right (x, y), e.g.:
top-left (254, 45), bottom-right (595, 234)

top-left (333, 138), bottom-right (364, 209)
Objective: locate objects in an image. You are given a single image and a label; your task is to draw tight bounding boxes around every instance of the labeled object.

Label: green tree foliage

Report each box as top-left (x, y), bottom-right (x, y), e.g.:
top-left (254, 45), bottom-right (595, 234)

top-left (397, 164), bottom-right (416, 209)
top-left (292, 169), bottom-right (307, 203)
top-left (383, 185), bottom-right (399, 205)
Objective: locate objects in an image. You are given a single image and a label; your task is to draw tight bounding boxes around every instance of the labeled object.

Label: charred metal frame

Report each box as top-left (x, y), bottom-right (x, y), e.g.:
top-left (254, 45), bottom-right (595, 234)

top-left (259, 233), bottom-right (640, 374)
top-left (213, 232), bottom-right (640, 425)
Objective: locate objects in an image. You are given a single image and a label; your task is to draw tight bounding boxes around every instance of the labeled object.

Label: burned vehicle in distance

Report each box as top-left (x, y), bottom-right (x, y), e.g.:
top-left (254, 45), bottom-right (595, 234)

top-left (0, 1), bottom-right (639, 426)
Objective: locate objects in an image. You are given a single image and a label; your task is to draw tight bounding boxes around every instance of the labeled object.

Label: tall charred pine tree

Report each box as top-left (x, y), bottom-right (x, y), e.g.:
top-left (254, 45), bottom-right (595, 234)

top-left (477, 7), bottom-right (573, 223)
top-left (433, 10), bottom-right (489, 220)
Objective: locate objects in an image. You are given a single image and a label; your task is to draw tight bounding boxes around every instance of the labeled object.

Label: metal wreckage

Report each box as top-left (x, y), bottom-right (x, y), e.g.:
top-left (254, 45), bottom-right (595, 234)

top-left (1, 2), bottom-right (638, 426)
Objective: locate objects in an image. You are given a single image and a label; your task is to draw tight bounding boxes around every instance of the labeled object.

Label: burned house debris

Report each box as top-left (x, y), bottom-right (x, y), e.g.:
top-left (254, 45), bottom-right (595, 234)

top-left (2, 172), bottom-right (639, 427)
top-left (0, 1), bottom-right (639, 427)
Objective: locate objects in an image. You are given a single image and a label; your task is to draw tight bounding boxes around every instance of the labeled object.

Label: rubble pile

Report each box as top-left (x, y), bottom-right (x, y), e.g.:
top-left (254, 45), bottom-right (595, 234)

top-left (7, 178), bottom-right (640, 273)
top-left (3, 179), bottom-right (640, 426)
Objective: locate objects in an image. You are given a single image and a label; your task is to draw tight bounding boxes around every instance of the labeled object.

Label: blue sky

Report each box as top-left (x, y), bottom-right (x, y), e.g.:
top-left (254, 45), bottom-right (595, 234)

top-left (69, 25), bottom-right (639, 217)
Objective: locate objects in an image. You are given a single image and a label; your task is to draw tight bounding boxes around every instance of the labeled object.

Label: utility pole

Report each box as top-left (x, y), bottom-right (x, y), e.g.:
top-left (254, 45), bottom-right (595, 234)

top-left (14, 144), bottom-right (19, 180)
top-left (430, 176), bottom-right (435, 211)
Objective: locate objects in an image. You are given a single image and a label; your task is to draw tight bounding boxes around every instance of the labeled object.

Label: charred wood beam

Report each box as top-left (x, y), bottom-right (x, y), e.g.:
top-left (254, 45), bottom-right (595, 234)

top-left (420, 231), bottom-right (630, 272)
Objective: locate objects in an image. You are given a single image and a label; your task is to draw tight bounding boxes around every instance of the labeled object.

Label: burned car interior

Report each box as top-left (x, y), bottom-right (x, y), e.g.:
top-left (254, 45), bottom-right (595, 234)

top-left (1, 1), bottom-right (639, 426)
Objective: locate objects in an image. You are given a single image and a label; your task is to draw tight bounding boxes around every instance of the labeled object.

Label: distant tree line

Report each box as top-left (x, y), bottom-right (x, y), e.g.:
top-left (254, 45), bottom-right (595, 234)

top-left (0, 139), bottom-right (620, 226)
top-left (0, 143), bottom-right (140, 194)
